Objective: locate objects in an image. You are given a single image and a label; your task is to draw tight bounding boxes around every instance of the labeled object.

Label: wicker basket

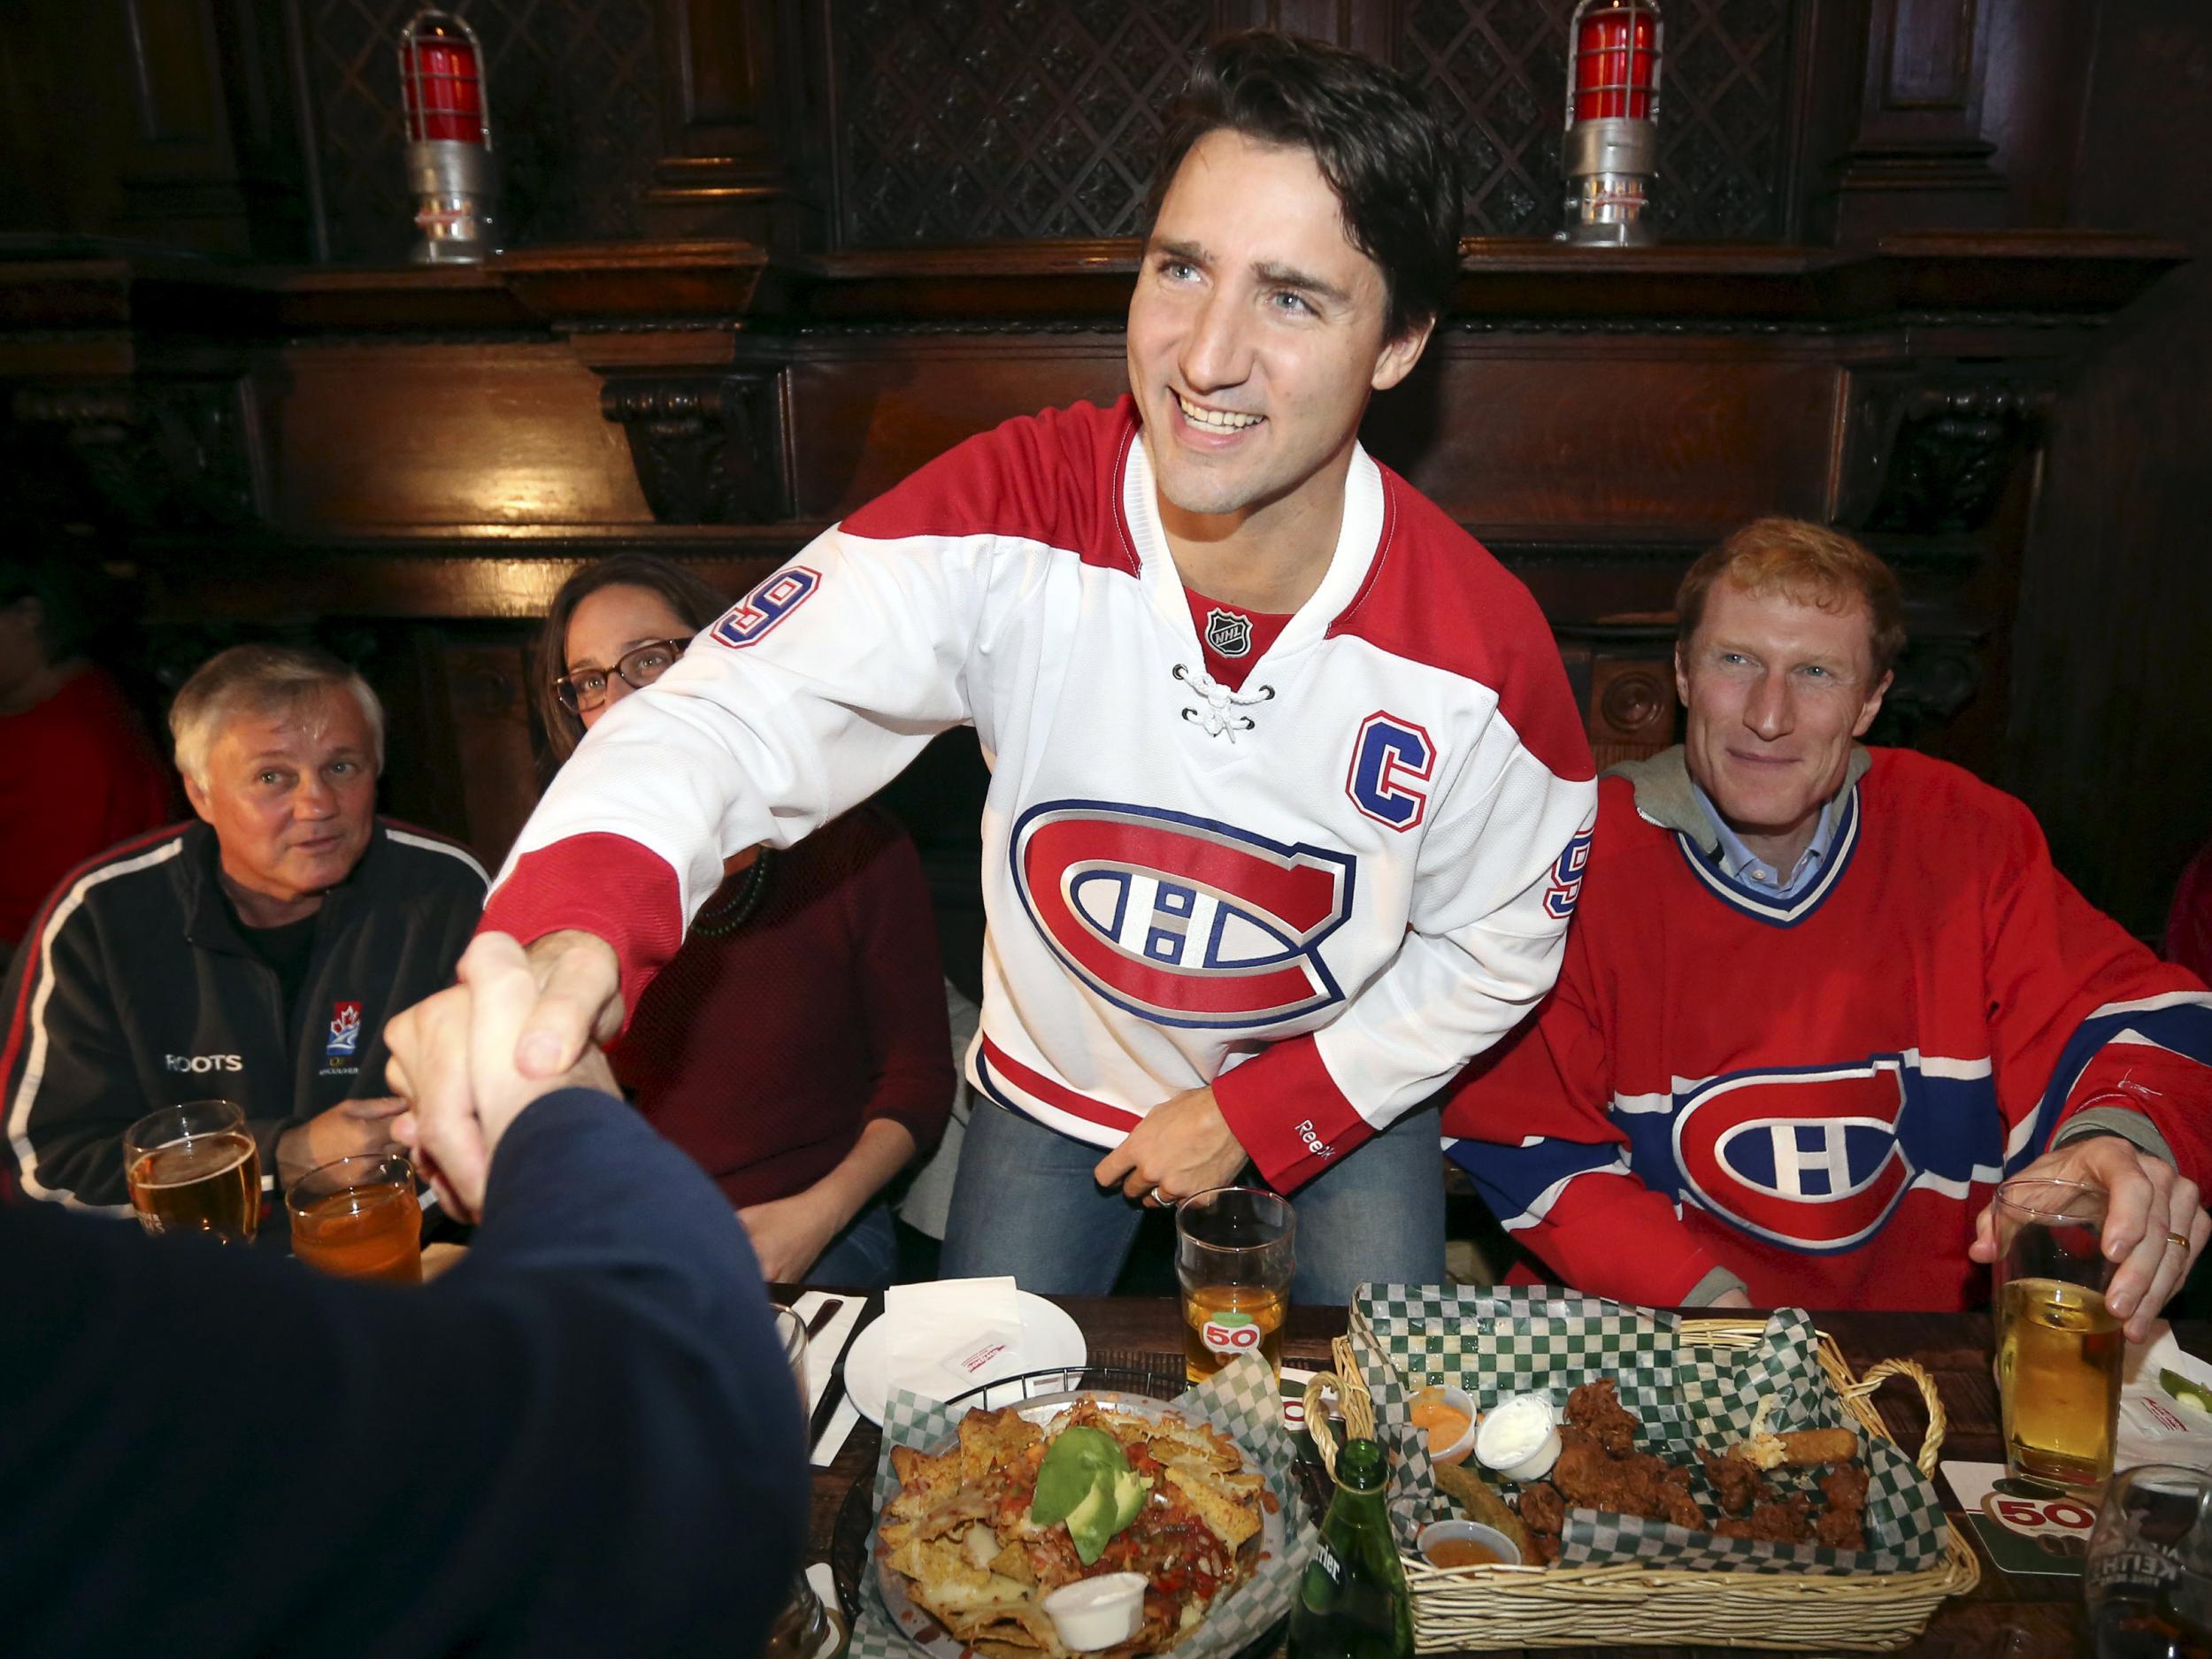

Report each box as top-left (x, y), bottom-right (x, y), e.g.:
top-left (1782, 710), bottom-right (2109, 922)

top-left (1303, 1324), bottom-right (1981, 1652)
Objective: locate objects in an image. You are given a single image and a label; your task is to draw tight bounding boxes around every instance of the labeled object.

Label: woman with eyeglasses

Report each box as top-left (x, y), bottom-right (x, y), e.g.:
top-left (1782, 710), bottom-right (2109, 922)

top-left (533, 555), bottom-right (955, 1286)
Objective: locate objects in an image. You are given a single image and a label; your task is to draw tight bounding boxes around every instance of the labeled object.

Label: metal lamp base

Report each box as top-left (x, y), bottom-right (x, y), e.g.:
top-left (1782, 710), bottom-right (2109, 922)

top-left (404, 140), bottom-right (500, 264)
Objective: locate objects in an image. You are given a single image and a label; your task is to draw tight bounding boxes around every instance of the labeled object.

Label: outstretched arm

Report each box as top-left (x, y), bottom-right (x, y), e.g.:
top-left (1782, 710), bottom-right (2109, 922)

top-left (3, 934), bottom-right (807, 1656)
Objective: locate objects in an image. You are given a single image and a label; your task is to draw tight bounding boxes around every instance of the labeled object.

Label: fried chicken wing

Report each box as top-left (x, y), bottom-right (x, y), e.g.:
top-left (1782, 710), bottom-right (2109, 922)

top-left (1566, 1379), bottom-right (1641, 1456)
top-left (1820, 1463), bottom-right (1870, 1513)
top-left (1715, 1493), bottom-right (1811, 1544)
top-left (1518, 1479), bottom-right (1566, 1537)
top-left (1696, 1446), bottom-right (1769, 1516)
top-left (1495, 1375), bottom-right (1870, 1563)
top-left (1658, 1485), bottom-right (1707, 1532)
top-left (1814, 1506), bottom-right (1866, 1550)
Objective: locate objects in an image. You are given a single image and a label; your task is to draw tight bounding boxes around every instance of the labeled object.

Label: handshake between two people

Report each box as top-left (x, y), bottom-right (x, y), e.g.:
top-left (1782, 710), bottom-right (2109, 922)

top-left (383, 929), bottom-right (625, 1220)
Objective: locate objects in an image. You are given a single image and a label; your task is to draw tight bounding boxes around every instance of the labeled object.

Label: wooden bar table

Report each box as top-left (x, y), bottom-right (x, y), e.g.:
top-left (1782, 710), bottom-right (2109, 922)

top-left (807, 1296), bottom-right (2212, 1657)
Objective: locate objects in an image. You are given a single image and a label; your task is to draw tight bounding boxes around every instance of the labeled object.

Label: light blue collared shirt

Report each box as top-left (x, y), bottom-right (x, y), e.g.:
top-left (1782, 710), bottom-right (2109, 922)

top-left (1689, 779), bottom-right (1839, 901)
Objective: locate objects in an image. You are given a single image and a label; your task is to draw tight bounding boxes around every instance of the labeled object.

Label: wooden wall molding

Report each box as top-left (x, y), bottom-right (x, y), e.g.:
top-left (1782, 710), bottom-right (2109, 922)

top-left (1837, 373), bottom-right (2057, 534)
top-left (11, 376), bottom-right (262, 529)
top-left (0, 230), bottom-right (2182, 850)
top-left (599, 372), bottom-right (788, 525)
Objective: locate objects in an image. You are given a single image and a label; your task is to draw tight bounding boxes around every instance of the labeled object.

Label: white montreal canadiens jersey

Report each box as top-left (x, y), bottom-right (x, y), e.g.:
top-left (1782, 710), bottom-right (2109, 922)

top-left (491, 398), bottom-right (1597, 1187)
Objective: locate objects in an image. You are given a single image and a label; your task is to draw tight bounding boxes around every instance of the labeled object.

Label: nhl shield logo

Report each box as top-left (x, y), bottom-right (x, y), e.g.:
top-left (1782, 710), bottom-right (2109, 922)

top-left (1203, 607), bottom-right (1253, 657)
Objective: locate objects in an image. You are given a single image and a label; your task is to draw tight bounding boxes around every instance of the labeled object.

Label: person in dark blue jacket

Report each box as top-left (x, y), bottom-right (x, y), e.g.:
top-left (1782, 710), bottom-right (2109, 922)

top-left (0, 933), bottom-right (809, 1659)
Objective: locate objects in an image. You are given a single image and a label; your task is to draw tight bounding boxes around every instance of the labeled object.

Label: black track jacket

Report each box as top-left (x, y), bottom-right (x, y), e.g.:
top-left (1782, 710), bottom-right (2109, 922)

top-left (1, 818), bottom-right (486, 1210)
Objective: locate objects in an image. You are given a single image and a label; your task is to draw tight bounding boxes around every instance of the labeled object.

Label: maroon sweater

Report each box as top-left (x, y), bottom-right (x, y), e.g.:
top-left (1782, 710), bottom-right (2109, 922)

top-left (611, 807), bottom-right (955, 1210)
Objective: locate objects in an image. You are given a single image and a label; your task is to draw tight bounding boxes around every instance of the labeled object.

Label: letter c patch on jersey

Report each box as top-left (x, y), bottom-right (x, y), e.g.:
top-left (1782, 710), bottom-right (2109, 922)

top-left (1010, 801), bottom-right (1355, 1029)
top-left (1345, 712), bottom-right (1434, 832)
top-left (711, 566), bottom-right (818, 649)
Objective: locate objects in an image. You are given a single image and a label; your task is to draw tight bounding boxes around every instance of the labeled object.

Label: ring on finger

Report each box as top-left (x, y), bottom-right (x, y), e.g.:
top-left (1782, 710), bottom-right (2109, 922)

top-left (2168, 1231), bottom-right (2191, 1252)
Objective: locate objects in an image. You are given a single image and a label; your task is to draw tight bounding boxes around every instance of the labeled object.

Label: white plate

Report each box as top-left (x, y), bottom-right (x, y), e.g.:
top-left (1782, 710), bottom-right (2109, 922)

top-left (842, 1290), bottom-right (1088, 1425)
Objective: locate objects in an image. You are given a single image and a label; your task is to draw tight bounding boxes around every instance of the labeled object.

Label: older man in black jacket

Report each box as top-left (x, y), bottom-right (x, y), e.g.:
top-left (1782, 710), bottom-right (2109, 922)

top-left (3, 643), bottom-right (485, 1216)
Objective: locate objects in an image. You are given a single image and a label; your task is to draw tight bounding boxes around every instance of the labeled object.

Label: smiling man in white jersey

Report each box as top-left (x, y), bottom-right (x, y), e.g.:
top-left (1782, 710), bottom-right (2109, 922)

top-left (388, 32), bottom-right (1599, 1302)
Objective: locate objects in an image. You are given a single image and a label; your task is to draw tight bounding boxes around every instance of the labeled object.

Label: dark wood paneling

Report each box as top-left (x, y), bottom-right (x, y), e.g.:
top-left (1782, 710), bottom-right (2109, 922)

top-left (785, 347), bottom-right (1130, 520)
top-left (2008, 1), bottom-right (2212, 940)
top-left (1974, 0), bottom-right (2094, 228)
top-left (818, 0), bottom-right (1796, 247)
top-left (0, 0), bottom-right (2191, 889)
top-left (266, 345), bottom-right (649, 528)
top-left (1811, 0), bottom-right (2013, 240)
top-left (0, 0), bottom-right (2128, 262)
top-left (1379, 349), bottom-right (1839, 531)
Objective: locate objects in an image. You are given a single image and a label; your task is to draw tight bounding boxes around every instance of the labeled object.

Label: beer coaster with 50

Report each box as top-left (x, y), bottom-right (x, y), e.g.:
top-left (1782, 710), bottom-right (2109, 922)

top-left (1204, 1309), bottom-right (1263, 1356)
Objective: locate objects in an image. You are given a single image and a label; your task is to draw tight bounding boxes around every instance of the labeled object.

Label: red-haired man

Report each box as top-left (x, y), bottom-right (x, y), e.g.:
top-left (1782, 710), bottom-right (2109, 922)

top-left (1443, 518), bottom-right (2211, 1334)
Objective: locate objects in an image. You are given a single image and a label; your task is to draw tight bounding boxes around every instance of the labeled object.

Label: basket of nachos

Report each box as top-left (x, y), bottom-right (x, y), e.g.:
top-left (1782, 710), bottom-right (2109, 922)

top-left (862, 1357), bottom-right (1309, 1659)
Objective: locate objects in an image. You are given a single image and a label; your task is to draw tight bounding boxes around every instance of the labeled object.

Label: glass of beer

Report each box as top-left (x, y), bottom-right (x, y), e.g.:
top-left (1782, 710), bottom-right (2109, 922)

top-left (2085, 1464), bottom-right (2212, 1659)
top-left (287, 1154), bottom-right (425, 1283)
top-left (1176, 1187), bottom-right (1294, 1383)
top-left (1993, 1176), bottom-right (2124, 1487)
top-left (764, 1304), bottom-right (844, 1659)
top-left (123, 1099), bottom-right (261, 1243)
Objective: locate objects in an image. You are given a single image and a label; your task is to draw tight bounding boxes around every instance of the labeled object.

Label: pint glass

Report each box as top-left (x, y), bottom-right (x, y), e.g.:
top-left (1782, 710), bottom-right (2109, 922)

top-left (287, 1154), bottom-right (424, 1283)
top-left (123, 1099), bottom-right (261, 1243)
top-left (2085, 1464), bottom-right (2212, 1659)
top-left (1993, 1177), bottom-right (2123, 1487)
top-left (1176, 1187), bottom-right (1294, 1383)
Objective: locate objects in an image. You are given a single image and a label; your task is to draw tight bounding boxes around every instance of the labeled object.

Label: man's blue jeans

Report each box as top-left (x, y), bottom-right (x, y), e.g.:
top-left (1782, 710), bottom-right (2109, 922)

top-left (939, 1099), bottom-right (1446, 1304)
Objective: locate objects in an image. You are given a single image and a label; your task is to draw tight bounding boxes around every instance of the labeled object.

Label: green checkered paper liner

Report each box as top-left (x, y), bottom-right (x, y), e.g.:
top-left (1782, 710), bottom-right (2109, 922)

top-left (1348, 1284), bottom-right (1947, 1577)
top-left (847, 1353), bottom-right (1314, 1659)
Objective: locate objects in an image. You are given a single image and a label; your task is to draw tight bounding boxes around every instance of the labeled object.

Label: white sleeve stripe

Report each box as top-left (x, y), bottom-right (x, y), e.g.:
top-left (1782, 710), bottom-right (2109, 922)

top-left (1494, 1155), bottom-right (1632, 1231)
top-left (2085, 991), bottom-right (2212, 1018)
top-left (8, 839), bottom-right (186, 1208)
top-left (383, 826), bottom-right (490, 889)
top-left (2108, 1027), bottom-right (2210, 1059)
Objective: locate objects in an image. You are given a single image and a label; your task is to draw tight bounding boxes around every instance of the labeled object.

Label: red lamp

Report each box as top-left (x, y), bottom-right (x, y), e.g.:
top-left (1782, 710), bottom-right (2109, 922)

top-left (1562, 0), bottom-right (1663, 245)
top-left (398, 10), bottom-right (499, 263)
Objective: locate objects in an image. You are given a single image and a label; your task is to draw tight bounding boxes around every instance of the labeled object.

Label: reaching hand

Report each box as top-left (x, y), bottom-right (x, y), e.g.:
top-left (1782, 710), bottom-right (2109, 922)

top-left (507, 929), bottom-right (626, 1078)
top-left (1092, 1086), bottom-right (1250, 1209)
top-left (275, 1095), bottom-right (409, 1191)
top-left (1970, 1134), bottom-right (2209, 1343)
top-left (385, 932), bottom-right (619, 1220)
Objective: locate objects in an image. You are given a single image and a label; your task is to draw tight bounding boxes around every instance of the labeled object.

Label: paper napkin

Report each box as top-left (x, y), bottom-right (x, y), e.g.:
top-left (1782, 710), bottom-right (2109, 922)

top-left (883, 1275), bottom-right (1024, 1404)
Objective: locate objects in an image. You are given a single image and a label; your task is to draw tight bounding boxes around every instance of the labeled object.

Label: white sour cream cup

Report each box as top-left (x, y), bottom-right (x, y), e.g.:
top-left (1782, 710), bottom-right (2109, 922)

top-left (1475, 1392), bottom-right (1561, 1483)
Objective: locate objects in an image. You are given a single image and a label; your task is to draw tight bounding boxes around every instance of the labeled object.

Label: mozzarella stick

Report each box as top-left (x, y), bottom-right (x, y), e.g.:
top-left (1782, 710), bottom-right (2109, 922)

top-left (1772, 1428), bottom-right (1858, 1466)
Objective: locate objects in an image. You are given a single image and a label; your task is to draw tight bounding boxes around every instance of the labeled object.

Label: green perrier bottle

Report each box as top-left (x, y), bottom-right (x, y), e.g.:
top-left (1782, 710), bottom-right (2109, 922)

top-left (1288, 1437), bottom-right (1412, 1659)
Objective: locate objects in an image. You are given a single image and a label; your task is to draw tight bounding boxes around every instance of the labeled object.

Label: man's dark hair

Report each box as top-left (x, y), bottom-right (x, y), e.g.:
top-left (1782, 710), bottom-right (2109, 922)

top-left (0, 534), bottom-right (107, 663)
top-left (1148, 30), bottom-right (1465, 342)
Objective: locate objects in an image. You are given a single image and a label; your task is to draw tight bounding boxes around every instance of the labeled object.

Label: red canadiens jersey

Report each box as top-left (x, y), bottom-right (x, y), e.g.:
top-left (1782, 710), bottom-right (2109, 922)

top-left (482, 398), bottom-right (1596, 1190)
top-left (1440, 749), bottom-right (2212, 1310)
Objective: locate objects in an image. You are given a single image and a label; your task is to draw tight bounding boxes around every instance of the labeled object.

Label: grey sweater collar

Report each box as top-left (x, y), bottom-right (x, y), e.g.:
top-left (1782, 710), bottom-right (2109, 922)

top-left (1607, 744), bottom-right (1873, 856)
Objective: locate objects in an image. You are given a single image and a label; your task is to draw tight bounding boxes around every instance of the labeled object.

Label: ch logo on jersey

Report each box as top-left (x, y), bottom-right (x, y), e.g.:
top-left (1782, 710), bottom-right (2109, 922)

top-left (1673, 1056), bottom-right (1928, 1252)
top-left (711, 566), bottom-right (819, 649)
top-left (327, 1001), bottom-right (362, 1059)
top-left (1203, 607), bottom-right (1253, 658)
top-left (1010, 801), bottom-right (1355, 1029)
top-left (1545, 822), bottom-right (1594, 920)
top-left (1345, 712), bottom-right (1435, 833)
